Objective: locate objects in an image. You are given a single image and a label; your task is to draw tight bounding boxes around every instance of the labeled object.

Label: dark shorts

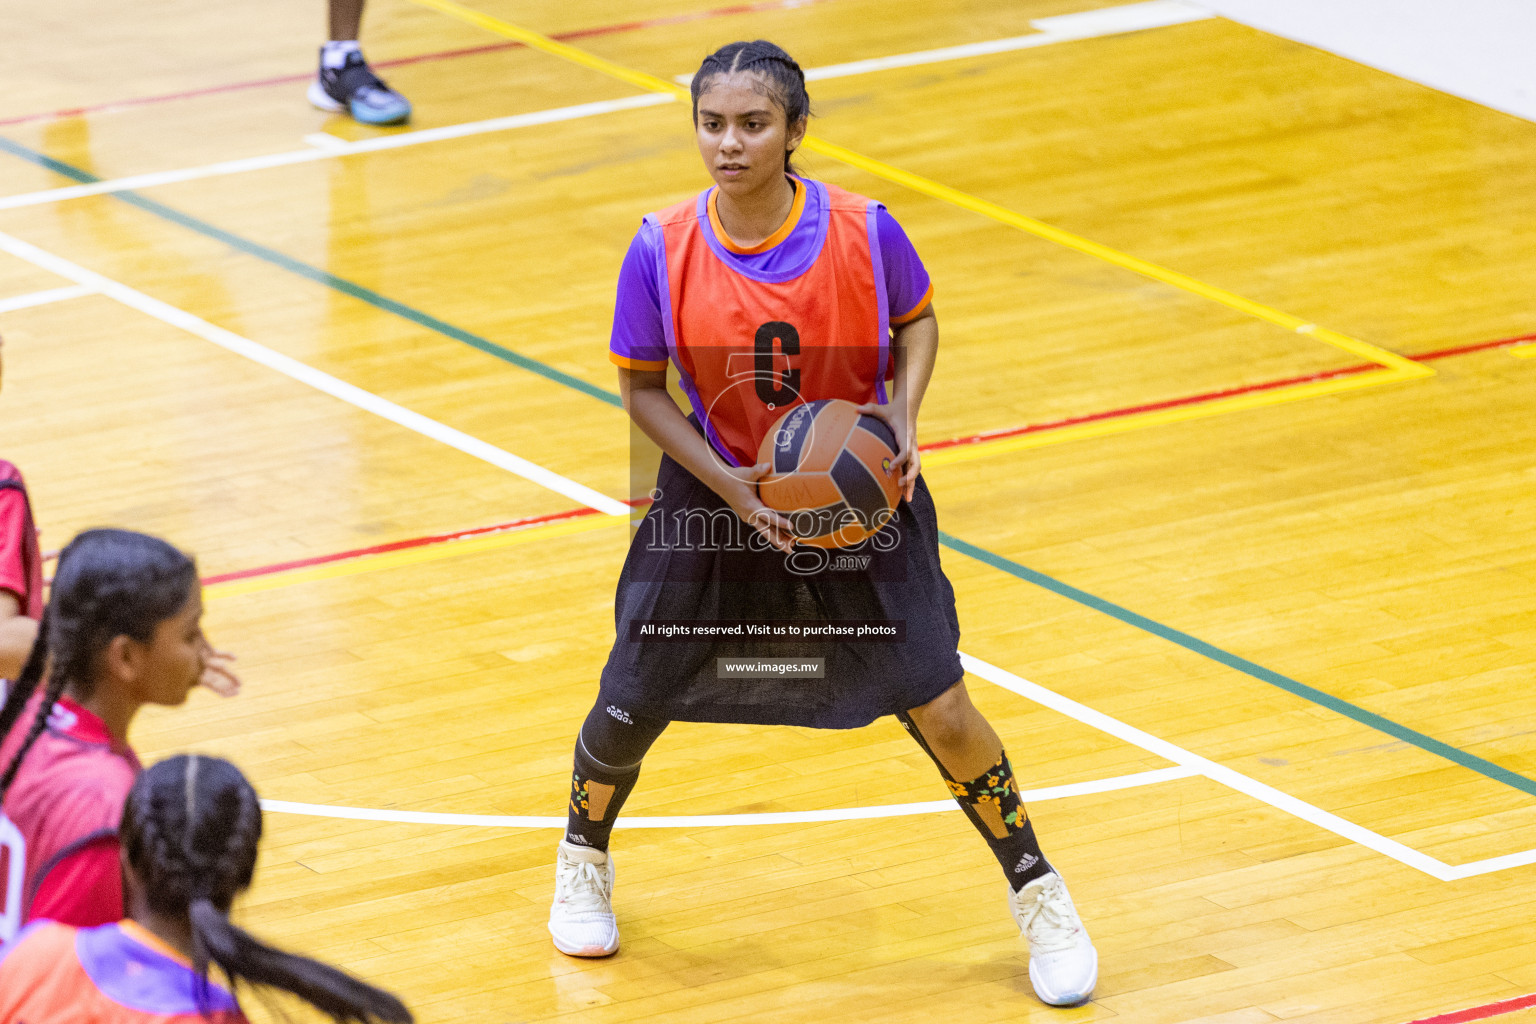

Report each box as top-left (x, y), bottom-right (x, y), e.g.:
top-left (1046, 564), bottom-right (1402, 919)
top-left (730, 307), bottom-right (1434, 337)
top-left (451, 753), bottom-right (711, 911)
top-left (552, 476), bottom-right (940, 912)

top-left (598, 451), bottom-right (964, 729)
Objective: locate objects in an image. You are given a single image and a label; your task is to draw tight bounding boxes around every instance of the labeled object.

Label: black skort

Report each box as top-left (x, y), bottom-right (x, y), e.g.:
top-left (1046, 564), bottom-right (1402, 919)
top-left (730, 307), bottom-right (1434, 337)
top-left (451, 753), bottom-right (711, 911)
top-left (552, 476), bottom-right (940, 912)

top-left (598, 451), bottom-right (964, 729)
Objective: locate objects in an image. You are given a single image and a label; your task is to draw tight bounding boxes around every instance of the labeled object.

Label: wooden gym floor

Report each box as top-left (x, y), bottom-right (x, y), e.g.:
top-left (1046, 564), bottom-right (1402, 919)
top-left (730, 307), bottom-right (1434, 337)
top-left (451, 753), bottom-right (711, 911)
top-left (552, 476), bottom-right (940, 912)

top-left (3, 0), bottom-right (1535, 1020)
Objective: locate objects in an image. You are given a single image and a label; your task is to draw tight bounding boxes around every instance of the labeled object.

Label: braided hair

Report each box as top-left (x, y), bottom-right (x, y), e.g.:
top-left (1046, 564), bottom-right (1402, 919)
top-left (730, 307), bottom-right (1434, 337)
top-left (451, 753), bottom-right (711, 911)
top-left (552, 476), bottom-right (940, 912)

top-left (121, 755), bottom-right (413, 1023)
top-left (691, 40), bottom-right (811, 174)
top-left (0, 528), bottom-right (198, 805)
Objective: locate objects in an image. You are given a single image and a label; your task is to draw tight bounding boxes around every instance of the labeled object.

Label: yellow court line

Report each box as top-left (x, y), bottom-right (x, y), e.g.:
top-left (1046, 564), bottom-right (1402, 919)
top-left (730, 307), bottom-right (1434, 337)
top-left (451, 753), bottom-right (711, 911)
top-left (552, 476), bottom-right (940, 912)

top-left (205, 513), bottom-right (628, 600)
top-left (409, 0), bottom-right (691, 98)
top-left (805, 136), bottom-right (1430, 379)
top-left (406, 0), bottom-right (1431, 385)
top-left (923, 369), bottom-right (1405, 468)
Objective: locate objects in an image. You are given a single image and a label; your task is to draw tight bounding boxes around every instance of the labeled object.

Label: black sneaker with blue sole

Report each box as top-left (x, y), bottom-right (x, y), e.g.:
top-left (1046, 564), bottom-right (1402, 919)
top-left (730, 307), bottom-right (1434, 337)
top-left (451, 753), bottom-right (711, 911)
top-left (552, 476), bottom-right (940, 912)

top-left (308, 49), bottom-right (411, 126)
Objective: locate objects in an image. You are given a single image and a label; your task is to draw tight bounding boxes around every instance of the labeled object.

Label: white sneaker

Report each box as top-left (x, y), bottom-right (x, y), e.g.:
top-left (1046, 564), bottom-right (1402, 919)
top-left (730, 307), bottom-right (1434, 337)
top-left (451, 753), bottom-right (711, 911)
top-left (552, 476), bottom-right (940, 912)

top-left (1009, 871), bottom-right (1098, 1006)
top-left (549, 840), bottom-right (620, 957)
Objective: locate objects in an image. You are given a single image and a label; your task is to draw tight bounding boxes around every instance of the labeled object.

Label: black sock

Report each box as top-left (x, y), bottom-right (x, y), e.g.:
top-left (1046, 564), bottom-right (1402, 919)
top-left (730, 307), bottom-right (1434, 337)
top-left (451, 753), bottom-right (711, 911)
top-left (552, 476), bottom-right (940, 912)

top-left (564, 702), bottom-right (668, 852)
top-left (898, 712), bottom-right (1053, 890)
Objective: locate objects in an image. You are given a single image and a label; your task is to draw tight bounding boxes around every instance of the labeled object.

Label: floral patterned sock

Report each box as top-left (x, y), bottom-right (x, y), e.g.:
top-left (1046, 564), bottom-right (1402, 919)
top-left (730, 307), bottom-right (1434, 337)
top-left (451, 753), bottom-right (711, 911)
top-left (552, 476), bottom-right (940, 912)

top-left (896, 711), bottom-right (1052, 890)
top-left (947, 753), bottom-right (1052, 889)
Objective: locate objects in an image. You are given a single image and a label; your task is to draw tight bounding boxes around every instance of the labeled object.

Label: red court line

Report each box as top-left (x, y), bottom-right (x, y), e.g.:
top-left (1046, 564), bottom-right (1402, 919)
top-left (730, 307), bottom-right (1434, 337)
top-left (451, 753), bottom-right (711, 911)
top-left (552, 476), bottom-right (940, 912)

top-left (43, 329), bottom-right (1536, 579)
top-left (924, 332), bottom-right (1536, 453)
top-left (1412, 332), bottom-right (1536, 361)
top-left (44, 508), bottom-right (606, 578)
top-left (1406, 992), bottom-right (1536, 1024)
top-left (922, 364), bottom-right (1370, 452)
top-left (0, 0), bottom-right (830, 129)
top-left (199, 505), bottom-right (614, 585)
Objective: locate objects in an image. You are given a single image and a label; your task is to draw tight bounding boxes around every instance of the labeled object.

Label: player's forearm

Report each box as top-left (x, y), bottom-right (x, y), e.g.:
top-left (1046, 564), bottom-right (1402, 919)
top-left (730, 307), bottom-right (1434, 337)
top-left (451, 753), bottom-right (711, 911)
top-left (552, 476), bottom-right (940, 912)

top-left (0, 614), bottom-right (39, 680)
top-left (890, 305), bottom-right (939, 425)
top-left (621, 379), bottom-right (739, 492)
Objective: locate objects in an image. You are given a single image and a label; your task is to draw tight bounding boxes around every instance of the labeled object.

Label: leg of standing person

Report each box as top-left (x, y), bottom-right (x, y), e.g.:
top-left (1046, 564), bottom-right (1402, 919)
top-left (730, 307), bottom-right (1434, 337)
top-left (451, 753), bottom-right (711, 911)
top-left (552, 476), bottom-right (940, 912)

top-left (900, 680), bottom-right (1099, 1007)
top-left (308, 0), bottom-right (412, 125)
top-left (549, 701), bottom-right (669, 957)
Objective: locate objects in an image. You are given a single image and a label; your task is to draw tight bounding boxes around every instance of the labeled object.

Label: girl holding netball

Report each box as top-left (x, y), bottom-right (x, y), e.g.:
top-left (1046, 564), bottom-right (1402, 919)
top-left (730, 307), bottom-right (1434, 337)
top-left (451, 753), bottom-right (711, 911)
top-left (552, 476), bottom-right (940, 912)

top-left (548, 40), bottom-right (1097, 1007)
top-left (0, 529), bottom-right (232, 940)
top-left (0, 754), bottom-right (412, 1023)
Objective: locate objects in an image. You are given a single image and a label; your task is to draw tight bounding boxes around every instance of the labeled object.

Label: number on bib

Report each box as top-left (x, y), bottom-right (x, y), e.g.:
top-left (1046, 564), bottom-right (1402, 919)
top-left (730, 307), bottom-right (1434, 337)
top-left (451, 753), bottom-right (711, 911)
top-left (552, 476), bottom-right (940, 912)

top-left (0, 813), bottom-right (25, 943)
top-left (754, 321), bottom-right (802, 406)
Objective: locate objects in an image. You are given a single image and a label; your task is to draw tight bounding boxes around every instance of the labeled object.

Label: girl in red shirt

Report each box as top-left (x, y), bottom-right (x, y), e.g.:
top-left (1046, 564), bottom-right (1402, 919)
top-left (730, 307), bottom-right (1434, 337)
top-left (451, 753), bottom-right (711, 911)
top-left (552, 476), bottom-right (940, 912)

top-left (0, 529), bottom-right (218, 940)
top-left (0, 754), bottom-right (412, 1023)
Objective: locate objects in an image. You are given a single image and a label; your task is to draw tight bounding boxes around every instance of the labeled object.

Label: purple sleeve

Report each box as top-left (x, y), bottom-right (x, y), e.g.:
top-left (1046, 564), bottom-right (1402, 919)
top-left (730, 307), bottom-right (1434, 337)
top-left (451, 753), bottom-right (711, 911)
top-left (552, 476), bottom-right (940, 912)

top-left (875, 207), bottom-right (933, 322)
top-left (609, 221), bottom-right (670, 369)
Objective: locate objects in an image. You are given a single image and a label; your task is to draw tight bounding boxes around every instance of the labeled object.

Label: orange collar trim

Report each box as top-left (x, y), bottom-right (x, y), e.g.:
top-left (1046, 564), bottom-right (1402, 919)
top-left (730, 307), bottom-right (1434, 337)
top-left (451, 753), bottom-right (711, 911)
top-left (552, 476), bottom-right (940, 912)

top-left (708, 178), bottom-right (805, 255)
top-left (118, 919), bottom-right (195, 969)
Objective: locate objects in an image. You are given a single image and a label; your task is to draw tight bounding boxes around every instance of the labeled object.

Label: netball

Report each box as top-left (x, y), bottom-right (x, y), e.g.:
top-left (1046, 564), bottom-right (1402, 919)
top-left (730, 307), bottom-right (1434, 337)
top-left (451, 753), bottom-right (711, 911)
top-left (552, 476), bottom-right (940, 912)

top-left (755, 398), bottom-right (903, 549)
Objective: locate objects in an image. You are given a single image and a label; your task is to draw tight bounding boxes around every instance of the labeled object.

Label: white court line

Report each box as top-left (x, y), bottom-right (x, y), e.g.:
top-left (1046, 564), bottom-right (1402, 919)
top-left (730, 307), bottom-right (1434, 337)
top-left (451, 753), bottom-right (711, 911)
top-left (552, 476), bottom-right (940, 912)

top-left (0, 231), bottom-right (629, 518)
top-left (260, 766), bottom-right (1199, 829)
top-left (0, 2), bottom-right (1208, 212)
top-left (0, 284), bottom-right (94, 314)
top-left (807, 1), bottom-right (1210, 82)
top-left (1441, 846), bottom-right (1536, 880)
top-left (0, 93), bottom-right (673, 212)
top-left (959, 654), bottom-right (1536, 881)
top-left (261, 648), bottom-right (1536, 878)
top-left (302, 132), bottom-right (351, 152)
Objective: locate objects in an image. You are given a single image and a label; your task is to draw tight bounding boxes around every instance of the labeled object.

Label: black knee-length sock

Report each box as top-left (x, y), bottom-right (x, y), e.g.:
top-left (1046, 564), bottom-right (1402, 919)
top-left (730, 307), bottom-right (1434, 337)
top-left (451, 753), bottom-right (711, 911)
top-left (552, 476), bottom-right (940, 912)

top-left (565, 702), bottom-right (668, 852)
top-left (897, 710), bottom-right (1052, 890)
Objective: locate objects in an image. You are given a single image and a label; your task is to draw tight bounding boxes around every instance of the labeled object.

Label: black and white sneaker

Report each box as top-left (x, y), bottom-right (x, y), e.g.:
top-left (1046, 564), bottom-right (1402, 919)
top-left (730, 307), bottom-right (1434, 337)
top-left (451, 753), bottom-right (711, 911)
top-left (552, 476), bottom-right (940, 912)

top-left (307, 49), bottom-right (411, 126)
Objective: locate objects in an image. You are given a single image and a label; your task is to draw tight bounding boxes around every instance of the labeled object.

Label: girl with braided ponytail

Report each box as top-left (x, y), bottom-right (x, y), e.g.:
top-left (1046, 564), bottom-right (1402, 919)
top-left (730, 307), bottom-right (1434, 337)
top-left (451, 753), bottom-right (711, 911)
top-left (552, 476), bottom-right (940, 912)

top-left (551, 38), bottom-right (1098, 1007)
top-left (0, 529), bottom-right (234, 944)
top-left (0, 754), bottom-right (413, 1022)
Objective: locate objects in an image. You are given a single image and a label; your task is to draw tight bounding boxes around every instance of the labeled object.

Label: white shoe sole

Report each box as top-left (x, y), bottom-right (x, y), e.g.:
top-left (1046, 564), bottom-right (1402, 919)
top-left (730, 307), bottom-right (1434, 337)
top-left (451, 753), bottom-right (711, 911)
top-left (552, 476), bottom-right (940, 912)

top-left (1029, 946), bottom-right (1098, 1006)
top-left (306, 80), bottom-right (344, 113)
top-left (549, 928), bottom-right (619, 958)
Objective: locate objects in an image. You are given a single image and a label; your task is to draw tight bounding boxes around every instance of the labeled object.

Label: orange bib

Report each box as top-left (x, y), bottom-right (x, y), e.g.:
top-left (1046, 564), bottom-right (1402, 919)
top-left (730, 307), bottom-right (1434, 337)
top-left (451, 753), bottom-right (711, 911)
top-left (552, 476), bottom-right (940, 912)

top-left (654, 179), bottom-right (890, 466)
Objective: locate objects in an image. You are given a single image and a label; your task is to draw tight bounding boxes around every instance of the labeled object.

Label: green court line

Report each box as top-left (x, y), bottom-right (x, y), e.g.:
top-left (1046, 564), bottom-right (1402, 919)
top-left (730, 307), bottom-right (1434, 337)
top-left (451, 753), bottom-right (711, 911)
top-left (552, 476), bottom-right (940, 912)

top-left (4, 135), bottom-right (1531, 799)
top-left (939, 532), bottom-right (1536, 798)
top-left (0, 136), bottom-right (623, 407)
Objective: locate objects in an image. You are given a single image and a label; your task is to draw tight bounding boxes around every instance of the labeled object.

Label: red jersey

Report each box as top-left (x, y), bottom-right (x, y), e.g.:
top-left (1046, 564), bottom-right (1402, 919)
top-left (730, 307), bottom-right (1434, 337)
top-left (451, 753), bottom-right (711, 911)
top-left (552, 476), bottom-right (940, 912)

top-left (653, 180), bottom-right (894, 466)
top-left (0, 697), bottom-right (137, 944)
top-left (0, 920), bottom-right (245, 1022)
top-left (0, 461), bottom-right (43, 620)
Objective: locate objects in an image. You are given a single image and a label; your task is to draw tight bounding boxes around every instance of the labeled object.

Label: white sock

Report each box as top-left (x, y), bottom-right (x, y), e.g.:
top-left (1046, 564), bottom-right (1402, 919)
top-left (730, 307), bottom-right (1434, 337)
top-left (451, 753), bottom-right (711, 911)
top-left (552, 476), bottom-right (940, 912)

top-left (322, 40), bottom-right (362, 69)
